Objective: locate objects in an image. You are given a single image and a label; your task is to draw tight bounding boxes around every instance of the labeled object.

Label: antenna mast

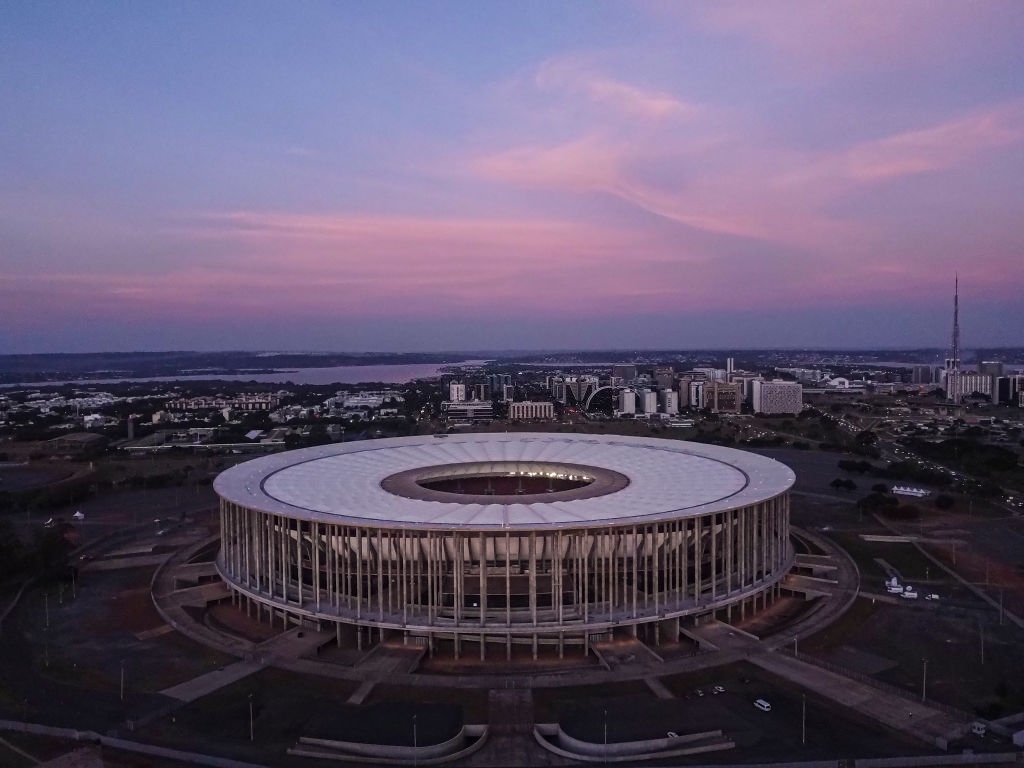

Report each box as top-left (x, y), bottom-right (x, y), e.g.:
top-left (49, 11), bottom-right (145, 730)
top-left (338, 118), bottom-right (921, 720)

top-left (948, 275), bottom-right (960, 403)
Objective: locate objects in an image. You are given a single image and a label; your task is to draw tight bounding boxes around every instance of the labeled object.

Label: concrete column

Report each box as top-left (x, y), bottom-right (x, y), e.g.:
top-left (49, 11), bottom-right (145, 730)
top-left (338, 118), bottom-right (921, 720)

top-left (376, 529), bottom-right (384, 622)
top-left (710, 513), bottom-right (717, 602)
top-left (455, 534), bottom-right (463, 626)
top-left (313, 521), bottom-right (321, 611)
top-left (356, 527), bottom-right (363, 620)
top-left (296, 519), bottom-right (303, 605)
top-left (479, 531), bottom-right (487, 628)
top-left (626, 528), bottom-right (634, 622)
top-left (529, 532), bottom-right (537, 627)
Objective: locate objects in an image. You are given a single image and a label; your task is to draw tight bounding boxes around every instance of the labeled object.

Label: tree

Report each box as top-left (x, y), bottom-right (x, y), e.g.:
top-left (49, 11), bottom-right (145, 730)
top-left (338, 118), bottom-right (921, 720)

top-left (855, 430), bottom-right (878, 447)
top-left (934, 494), bottom-right (955, 510)
top-left (871, 483), bottom-right (889, 495)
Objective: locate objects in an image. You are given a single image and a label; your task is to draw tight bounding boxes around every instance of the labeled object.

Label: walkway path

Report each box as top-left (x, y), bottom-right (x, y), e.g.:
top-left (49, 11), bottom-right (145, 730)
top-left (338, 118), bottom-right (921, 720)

top-left (159, 659), bottom-right (263, 703)
top-left (687, 621), bottom-right (968, 748)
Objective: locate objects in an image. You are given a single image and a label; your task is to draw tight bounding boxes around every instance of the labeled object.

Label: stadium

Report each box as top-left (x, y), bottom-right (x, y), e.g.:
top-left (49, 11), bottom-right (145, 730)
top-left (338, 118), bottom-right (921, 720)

top-left (214, 433), bottom-right (795, 661)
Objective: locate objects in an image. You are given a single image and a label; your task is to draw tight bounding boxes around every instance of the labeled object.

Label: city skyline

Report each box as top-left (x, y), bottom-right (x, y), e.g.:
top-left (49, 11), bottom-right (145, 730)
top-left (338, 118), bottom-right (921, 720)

top-left (3, 2), bottom-right (1024, 353)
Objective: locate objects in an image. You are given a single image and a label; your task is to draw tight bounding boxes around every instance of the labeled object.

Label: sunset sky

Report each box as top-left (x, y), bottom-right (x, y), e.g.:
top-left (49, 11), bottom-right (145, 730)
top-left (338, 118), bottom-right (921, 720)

top-left (2, 1), bottom-right (1023, 353)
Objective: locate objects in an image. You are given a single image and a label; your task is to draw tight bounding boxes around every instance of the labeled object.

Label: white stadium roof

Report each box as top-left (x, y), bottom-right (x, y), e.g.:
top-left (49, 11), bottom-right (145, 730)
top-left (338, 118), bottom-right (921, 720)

top-left (214, 433), bottom-right (795, 530)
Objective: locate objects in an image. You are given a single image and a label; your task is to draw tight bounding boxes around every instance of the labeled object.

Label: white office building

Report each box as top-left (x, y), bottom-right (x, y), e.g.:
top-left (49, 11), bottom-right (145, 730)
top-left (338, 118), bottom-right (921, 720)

top-left (618, 389), bottom-right (636, 415)
top-left (659, 389), bottom-right (679, 415)
top-left (637, 389), bottom-right (658, 414)
top-left (688, 381), bottom-right (705, 411)
top-left (752, 380), bottom-right (803, 415)
top-left (449, 382), bottom-right (466, 403)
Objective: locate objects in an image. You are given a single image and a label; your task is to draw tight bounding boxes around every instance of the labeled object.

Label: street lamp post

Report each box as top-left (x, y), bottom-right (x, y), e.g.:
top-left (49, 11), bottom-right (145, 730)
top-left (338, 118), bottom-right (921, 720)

top-left (413, 713), bottom-right (418, 768)
top-left (120, 660), bottom-right (125, 702)
top-left (249, 693), bottom-right (254, 742)
top-left (802, 693), bottom-right (806, 745)
top-left (920, 658), bottom-right (927, 702)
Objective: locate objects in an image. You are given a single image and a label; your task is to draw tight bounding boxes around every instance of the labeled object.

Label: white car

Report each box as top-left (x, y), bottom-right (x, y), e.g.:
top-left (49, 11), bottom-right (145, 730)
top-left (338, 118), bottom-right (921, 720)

top-left (925, 593), bottom-right (940, 601)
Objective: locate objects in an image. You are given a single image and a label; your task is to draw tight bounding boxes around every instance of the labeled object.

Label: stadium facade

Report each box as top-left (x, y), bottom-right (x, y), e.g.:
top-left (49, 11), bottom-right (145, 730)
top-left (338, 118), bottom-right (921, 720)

top-left (214, 433), bottom-right (795, 660)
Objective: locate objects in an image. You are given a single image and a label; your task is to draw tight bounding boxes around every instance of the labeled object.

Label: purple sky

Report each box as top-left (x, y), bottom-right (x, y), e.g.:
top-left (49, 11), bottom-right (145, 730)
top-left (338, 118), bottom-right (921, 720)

top-left (2, 1), bottom-right (1023, 353)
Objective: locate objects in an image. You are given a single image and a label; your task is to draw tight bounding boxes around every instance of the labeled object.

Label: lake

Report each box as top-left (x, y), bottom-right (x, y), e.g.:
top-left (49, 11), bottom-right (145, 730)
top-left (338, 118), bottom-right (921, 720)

top-left (4, 360), bottom-right (491, 388)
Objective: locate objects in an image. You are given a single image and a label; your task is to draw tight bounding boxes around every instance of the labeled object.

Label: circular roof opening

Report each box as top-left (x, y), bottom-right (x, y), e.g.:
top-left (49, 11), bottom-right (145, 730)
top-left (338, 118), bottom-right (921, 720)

top-left (380, 461), bottom-right (629, 504)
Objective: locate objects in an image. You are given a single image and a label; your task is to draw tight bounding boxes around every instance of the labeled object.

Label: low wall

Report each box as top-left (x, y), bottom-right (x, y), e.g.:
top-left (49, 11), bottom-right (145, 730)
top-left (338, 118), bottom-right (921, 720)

top-left (555, 724), bottom-right (724, 758)
top-left (299, 725), bottom-right (466, 761)
top-left (533, 724), bottom-right (735, 764)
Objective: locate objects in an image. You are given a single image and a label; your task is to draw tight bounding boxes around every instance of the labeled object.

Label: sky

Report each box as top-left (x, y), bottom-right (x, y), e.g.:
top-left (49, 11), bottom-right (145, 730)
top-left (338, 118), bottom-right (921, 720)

top-left (2, 1), bottom-right (1023, 354)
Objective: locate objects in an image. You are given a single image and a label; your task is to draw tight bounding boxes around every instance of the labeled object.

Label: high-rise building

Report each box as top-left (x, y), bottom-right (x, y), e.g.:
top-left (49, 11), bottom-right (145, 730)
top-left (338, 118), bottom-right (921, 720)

top-left (449, 382), bottom-right (466, 402)
top-left (612, 365), bottom-right (637, 384)
top-left (993, 376), bottom-right (1018, 405)
top-left (978, 361), bottom-right (1004, 379)
top-left (693, 367), bottom-right (727, 382)
top-left (911, 365), bottom-right (934, 385)
top-left (637, 389), bottom-right (658, 414)
top-left (550, 379), bottom-right (566, 403)
top-left (551, 375), bottom-right (599, 407)
top-left (677, 377), bottom-right (693, 409)
top-left (688, 381), bottom-right (705, 411)
top-left (704, 382), bottom-right (743, 414)
top-left (752, 380), bottom-right (802, 415)
top-left (489, 373), bottom-right (513, 392)
top-left (732, 376), bottom-right (759, 405)
top-left (955, 373), bottom-right (993, 398)
top-left (653, 366), bottom-right (675, 389)
top-left (618, 389), bottom-right (636, 415)
top-left (659, 389), bottom-right (679, 415)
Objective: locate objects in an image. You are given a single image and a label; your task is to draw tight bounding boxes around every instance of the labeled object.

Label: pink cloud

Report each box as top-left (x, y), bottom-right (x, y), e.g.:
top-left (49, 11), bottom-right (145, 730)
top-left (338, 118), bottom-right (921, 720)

top-left (835, 103), bottom-right (1023, 182)
top-left (470, 97), bottom-right (1024, 258)
top-left (690, 0), bottom-right (1024, 75)
top-left (473, 136), bottom-right (624, 194)
top-left (534, 57), bottom-right (698, 121)
top-left (3, 211), bottom-right (722, 322)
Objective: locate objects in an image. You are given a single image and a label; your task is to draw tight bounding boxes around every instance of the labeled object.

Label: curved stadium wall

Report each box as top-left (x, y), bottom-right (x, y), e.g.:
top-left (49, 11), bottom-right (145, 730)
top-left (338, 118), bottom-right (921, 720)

top-left (214, 433), bottom-right (795, 659)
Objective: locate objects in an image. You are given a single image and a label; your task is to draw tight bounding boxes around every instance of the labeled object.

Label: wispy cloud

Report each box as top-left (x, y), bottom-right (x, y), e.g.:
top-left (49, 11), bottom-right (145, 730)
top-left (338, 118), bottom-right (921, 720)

top-left (471, 90), bottom-right (1024, 254)
top-left (690, 0), bottom-right (1024, 75)
top-left (534, 56), bottom-right (698, 121)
